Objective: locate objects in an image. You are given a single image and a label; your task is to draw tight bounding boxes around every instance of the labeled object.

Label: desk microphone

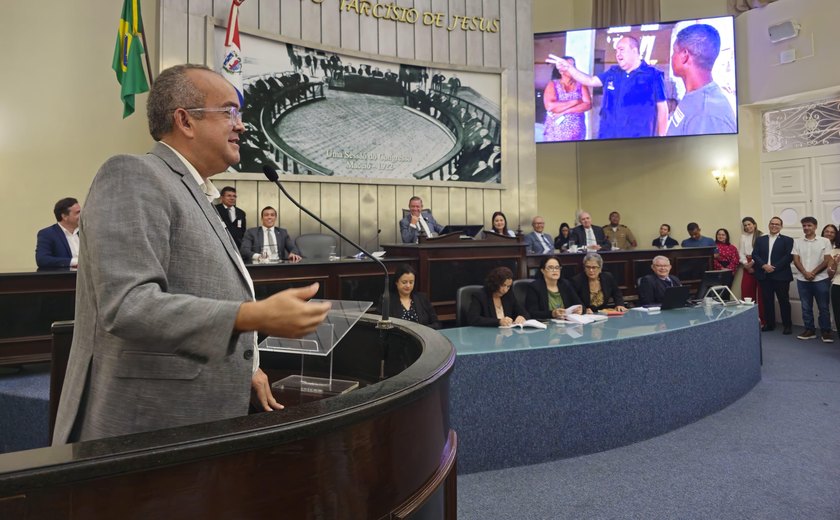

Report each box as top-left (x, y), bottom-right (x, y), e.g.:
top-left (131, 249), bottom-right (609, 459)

top-left (263, 165), bottom-right (392, 329)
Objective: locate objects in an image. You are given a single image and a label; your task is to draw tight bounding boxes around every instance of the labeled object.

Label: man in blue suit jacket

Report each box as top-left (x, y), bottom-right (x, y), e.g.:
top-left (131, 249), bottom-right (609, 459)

top-left (751, 216), bottom-right (794, 334)
top-left (35, 197), bottom-right (81, 268)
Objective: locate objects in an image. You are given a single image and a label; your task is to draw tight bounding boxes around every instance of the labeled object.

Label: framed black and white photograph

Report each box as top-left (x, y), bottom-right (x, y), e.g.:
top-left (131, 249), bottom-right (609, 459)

top-left (211, 23), bottom-right (503, 184)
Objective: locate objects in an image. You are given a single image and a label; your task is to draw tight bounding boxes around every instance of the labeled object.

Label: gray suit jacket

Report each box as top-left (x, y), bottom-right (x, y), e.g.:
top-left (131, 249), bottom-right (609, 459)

top-left (53, 143), bottom-right (255, 444)
top-left (524, 231), bottom-right (555, 254)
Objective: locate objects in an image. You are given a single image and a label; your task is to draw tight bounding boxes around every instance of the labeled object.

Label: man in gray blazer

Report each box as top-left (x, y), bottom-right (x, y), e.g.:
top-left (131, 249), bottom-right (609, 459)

top-left (524, 216), bottom-right (555, 254)
top-left (240, 206), bottom-right (302, 262)
top-left (53, 64), bottom-right (330, 444)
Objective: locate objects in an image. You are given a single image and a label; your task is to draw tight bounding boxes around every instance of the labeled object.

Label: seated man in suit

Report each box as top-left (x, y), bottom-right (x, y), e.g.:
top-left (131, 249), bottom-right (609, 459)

top-left (400, 196), bottom-right (444, 243)
top-left (524, 216), bottom-right (555, 255)
top-left (215, 186), bottom-right (246, 248)
top-left (638, 255), bottom-right (682, 305)
top-left (570, 211), bottom-right (611, 251)
top-left (241, 206), bottom-right (302, 263)
top-left (681, 222), bottom-right (716, 247)
top-left (35, 197), bottom-right (81, 268)
top-left (652, 223), bottom-right (679, 248)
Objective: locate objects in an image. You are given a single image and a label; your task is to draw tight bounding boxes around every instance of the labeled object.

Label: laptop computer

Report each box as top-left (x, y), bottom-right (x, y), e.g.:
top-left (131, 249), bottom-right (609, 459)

top-left (660, 285), bottom-right (692, 310)
top-left (440, 225), bottom-right (483, 238)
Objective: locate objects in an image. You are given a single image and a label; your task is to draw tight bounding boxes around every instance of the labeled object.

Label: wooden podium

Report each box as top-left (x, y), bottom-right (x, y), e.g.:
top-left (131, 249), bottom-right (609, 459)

top-left (385, 233), bottom-right (528, 321)
top-left (0, 317), bottom-right (457, 520)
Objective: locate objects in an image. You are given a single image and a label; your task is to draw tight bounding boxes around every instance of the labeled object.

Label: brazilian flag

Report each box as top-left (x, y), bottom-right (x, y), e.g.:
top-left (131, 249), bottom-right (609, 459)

top-left (112, 0), bottom-right (149, 118)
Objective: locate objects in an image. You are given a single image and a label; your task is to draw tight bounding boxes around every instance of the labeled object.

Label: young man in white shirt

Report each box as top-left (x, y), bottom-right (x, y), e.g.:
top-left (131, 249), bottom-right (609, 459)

top-left (792, 216), bottom-right (834, 342)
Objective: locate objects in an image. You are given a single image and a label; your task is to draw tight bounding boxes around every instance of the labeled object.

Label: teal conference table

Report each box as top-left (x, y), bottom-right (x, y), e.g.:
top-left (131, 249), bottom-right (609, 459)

top-left (440, 304), bottom-right (761, 474)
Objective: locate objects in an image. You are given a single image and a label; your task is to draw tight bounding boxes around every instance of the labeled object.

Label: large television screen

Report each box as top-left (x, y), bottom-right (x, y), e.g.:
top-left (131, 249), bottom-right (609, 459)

top-left (534, 16), bottom-right (736, 143)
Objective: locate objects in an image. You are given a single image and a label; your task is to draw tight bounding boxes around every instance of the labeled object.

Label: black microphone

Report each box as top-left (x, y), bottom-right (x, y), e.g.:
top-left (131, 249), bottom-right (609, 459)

top-left (263, 165), bottom-right (392, 329)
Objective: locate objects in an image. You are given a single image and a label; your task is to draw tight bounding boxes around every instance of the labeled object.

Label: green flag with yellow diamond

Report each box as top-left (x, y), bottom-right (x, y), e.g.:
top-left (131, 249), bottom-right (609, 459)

top-left (112, 0), bottom-right (149, 118)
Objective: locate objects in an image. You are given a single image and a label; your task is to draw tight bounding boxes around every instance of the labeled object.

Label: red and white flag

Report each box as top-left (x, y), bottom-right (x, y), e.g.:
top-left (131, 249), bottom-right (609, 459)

top-left (222, 0), bottom-right (244, 106)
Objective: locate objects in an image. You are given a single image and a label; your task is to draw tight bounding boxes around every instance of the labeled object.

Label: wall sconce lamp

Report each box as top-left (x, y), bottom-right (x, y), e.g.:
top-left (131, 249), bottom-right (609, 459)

top-left (711, 169), bottom-right (729, 191)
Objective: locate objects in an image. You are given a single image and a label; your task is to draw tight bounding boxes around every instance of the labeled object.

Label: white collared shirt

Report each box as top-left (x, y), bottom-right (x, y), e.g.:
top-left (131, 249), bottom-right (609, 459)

top-left (59, 223), bottom-right (80, 267)
top-left (739, 232), bottom-right (755, 264)
top-left (793, 236), bottom-right (832, 282)
top-left (768, 233), bottom-right (778, 263)
top-left (160, 142), bottom-right (259, 373)
top-left (262, 226), bottom-right (279, 260)
top-left (585, 226), bottom-right (597, 246)
top-left (413, 215), bottom-right (432, 238)
top-left (536, 232), bottom-right (552, 253)
top-left (160, 142), bottom-right (221, 202)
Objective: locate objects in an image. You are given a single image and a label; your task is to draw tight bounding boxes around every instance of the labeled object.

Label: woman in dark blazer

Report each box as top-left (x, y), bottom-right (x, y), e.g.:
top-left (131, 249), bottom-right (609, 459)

top-left (389, 264), bottom-right (441, 329)
top-left (467, 266), bottom-right (528, 327)
top-left (524, 256), bottom-right (583, 319)
top-left (570, 252), bottom-right (627, 312)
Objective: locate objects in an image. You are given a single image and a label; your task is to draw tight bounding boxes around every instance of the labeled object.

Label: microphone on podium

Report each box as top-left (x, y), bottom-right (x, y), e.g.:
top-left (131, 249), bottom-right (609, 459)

top-left (262, 165), bottom-right (392, 330)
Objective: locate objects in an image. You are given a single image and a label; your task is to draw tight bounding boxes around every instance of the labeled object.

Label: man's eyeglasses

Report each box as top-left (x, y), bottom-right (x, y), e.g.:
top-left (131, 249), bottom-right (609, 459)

top-left (184, 106), bottom-right (243, 126)
top-left (653, 264), bottom-right (670, 268)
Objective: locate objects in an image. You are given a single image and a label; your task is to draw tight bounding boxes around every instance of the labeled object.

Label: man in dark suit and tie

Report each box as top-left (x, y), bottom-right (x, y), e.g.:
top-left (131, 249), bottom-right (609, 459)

top-left (651, 223), bottom-right (679, 249)
top-left (638, 255), bottom-right (681, 305)
top-left (751, 216), bottom-right (794, 334)
top-left (570, 211), bottom-right (611, 251)
top-left (240, 206), bottom-right (302, 262)
top-left (36, 197), bottom-right (82, 268)
top-left (524, 216), bottom-right (555, 254)
top-left (215, 186), bottom-right (246, 247)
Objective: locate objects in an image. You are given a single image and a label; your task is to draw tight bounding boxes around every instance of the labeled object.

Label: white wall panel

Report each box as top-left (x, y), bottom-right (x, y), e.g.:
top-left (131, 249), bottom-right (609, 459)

top-left (159, 0), bottom-right (536, 249)
top-left (258, 0), bottom-right (280, 33)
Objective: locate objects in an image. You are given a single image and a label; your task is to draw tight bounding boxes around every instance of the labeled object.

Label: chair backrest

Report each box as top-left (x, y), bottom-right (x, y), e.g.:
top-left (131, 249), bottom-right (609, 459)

top-left (295, 233), bottom-right (337, 259)
top-left (456, 285), bottom-right (483, 327)
top-left (511, 279), bottom-right (532, 309)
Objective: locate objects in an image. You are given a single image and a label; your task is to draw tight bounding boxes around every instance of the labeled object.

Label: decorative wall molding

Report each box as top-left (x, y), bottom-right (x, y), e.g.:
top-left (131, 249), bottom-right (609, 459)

top-left (763, 97), bottom-right (840, 152)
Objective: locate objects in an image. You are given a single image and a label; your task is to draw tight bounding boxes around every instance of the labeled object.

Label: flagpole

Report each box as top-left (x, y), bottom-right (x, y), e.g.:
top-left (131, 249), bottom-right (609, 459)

top-left (140, 30), bottom-right (154, 86)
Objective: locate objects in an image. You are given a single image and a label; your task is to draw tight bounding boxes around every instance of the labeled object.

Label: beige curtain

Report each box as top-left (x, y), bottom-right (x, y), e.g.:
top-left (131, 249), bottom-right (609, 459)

top-left (727, 0), bottom-right (778, 16)
top-left (592, 0), bottom-right (660, 27)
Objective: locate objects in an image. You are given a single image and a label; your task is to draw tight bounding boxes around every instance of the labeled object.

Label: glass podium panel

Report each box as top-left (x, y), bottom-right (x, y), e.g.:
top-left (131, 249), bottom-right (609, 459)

top-left (260, 300), bottom-right (372, 395)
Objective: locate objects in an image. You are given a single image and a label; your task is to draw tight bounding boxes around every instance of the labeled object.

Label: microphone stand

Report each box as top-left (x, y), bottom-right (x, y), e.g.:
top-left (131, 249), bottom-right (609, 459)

top-left (263, 166), bottom-right (393, 330)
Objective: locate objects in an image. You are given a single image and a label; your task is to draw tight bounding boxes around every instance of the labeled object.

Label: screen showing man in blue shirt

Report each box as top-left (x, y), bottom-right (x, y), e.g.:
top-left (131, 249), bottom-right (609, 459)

top-left (547, 36), bottom-right (668, 139)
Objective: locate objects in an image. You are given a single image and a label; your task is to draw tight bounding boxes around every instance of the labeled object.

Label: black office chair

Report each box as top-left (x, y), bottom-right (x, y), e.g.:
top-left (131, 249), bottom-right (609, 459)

top-left (512, 279), bottom-right (533, 309)
top-left (456, 285), bottom-right (483, 327)
top-left (295, 234), bottom-right (337, 259)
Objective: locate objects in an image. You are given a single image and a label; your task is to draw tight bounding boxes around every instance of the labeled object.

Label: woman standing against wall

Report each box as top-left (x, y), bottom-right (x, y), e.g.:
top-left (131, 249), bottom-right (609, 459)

top-left (739, 217), bottom-right (765, 326)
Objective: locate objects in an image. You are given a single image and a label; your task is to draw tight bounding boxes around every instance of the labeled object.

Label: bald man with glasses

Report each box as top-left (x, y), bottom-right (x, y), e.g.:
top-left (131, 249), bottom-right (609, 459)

top-left (638, 255), bottom-right (682, 306)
